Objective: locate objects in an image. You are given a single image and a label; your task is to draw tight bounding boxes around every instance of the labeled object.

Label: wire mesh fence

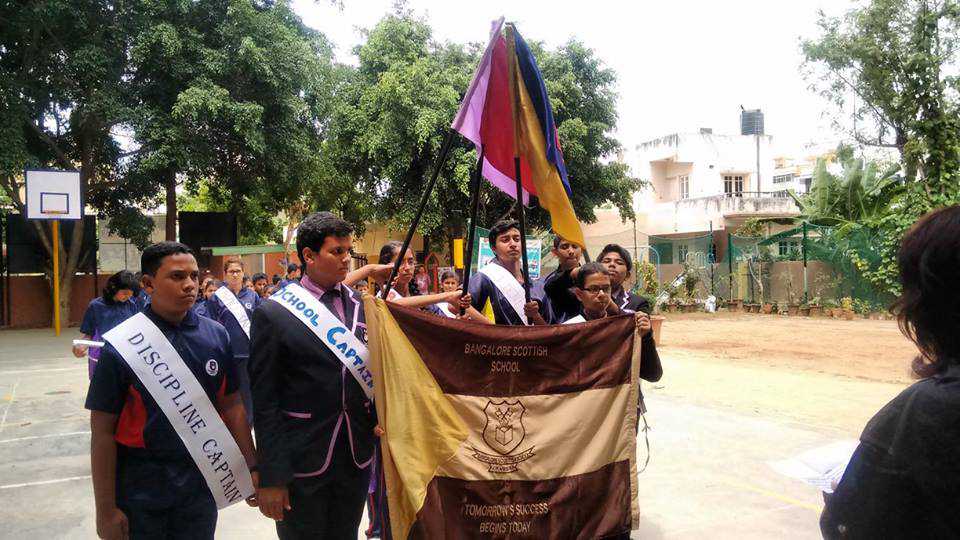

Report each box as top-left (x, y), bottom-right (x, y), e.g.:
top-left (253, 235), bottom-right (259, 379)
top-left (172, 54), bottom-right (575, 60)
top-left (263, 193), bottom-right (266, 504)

top-left (645, 223), bottom-right (892, 311)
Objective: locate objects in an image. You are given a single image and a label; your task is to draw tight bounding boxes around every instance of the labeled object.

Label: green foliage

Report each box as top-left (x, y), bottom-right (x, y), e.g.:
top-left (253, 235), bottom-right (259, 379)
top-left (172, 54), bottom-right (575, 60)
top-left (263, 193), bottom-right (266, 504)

top-left (802, 0), bottom-right (960, 189)
top-left (635, 261), bottom-right (659, 298)
top-left (737, 218), bottom-right (766, 238)
top-left (328, 11), bottom-right (642, 244)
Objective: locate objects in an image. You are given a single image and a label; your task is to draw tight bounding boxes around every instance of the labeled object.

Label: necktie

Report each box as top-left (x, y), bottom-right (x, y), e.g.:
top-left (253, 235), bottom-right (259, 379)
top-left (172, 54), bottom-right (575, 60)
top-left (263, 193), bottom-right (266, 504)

top-left (321, 289), bottom-right (345, 324)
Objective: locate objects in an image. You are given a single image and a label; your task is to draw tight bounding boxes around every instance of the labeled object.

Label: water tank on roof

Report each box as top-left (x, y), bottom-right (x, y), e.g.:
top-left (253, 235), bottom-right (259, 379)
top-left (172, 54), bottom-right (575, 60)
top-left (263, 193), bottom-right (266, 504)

top-left (741, 109), bottom-right (764, 135)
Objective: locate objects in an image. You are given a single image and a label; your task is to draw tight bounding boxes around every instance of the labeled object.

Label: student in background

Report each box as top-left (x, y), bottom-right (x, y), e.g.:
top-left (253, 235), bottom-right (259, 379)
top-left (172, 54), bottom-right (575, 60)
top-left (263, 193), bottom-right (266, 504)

top-left (208, 259), bottom-right (262, 424)
top-left (354, 279), bottom-right (370, 295)
top-left (434, 269), bottom-right (491, 323)
top-left (73, 271), bottom-right (141, 379)
top-left (535, 235), bottom-right (584, 323)
top-left (373, 241), bottom-right (470, 312)
top-left (194, 277), bottom-right (220, 319)
top-left (133, 272), bottom-right (151, 309)
top-left (251, 272), bottom-right (270, 299)
top-left (279, 263), bottom-right (301, 288)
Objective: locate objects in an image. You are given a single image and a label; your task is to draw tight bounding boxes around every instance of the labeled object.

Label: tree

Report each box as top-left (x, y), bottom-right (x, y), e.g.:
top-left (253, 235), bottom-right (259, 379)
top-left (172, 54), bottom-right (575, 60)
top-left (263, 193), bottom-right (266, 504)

top-left (126, 0), bottom-right (341, 243)
top-left (0, 0), bottom-right (136, 323)
top-left (802, 0), bottom-right (960, 191)
top-left (328, 11), bottom-right (642, 251)
top-left (802, 1), bottom-right (960, 300)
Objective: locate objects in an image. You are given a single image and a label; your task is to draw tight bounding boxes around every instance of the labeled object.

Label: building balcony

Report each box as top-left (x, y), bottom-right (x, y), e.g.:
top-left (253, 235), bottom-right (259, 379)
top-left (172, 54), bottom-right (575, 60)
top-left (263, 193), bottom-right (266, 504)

top-left (640, 191), bottom-right (800, 236)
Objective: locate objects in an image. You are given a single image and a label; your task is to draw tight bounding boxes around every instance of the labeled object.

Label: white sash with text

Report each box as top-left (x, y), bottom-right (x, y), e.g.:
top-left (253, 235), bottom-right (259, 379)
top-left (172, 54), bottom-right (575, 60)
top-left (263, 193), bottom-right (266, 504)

top-left (270, 283), bottom-right (374, 401)
top-left (214, 286), bottom-right (251, 338)
top-left (479, 262), bottom-right (528, 325)
top-left (103, 313), bottom-right (253, 509)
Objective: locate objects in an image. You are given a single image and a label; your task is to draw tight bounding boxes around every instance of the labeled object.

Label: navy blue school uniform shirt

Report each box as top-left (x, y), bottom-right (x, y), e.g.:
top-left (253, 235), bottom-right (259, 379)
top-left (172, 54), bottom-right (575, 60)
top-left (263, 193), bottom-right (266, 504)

top-left (85, 306), bottom-right (238, 507)
top-left (536, 269), bottom-right (581, 324)
top-left (468, 271), bottom-right (527, 326)
top-left (80, 297), bottom-right (139, 361)
top-left (134, 289), bottom-right (151, 310)
top-left (208, 286), bottom-right (262, 360)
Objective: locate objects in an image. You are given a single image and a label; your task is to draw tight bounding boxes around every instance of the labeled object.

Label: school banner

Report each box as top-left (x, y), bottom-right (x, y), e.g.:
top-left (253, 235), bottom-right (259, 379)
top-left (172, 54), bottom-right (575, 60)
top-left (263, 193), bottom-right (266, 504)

top-left (364, 297), bottom-right (641, 539)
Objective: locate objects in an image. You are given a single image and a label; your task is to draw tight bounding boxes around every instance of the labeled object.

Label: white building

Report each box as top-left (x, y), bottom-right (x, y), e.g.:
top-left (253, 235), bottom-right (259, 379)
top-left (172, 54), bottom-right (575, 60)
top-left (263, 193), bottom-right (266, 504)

top-left (632, 130), bottom-right (802, 240)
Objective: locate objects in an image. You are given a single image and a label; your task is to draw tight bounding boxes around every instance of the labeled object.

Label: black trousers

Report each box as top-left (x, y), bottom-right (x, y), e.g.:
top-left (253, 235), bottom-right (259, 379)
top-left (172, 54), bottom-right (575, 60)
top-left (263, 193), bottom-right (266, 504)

top-left (276, 472), bottom-right (369, 540)
top-left (118, 491), bottom-right (217, 540)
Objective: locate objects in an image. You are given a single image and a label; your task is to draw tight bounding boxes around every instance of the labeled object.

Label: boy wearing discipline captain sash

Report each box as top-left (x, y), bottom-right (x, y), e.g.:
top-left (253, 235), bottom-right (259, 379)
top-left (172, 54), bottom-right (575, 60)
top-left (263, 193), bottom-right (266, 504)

top-left (468, 219), bottom-right (547, 325)
top-left (86, 242), bottom-right (258, 540)
top-left (249, 212), bottom-right (377, 539)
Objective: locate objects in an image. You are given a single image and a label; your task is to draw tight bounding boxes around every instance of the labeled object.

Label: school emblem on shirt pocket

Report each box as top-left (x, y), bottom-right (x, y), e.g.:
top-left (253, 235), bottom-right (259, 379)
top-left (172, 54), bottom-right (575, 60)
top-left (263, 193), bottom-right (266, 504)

top-left (206, 359), bottom-right (219, 376)
top-left (244, 302), bottom-right (253, 309)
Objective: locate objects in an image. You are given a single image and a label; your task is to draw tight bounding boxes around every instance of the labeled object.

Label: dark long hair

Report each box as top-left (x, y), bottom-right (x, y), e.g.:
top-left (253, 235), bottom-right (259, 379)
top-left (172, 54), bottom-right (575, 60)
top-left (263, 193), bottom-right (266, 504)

top-left (378, 241), bottom-right (421, 295)
top-left (892, 205), bottom-right (960, 377)
top-left (102, 270), bottom-right (140, 305)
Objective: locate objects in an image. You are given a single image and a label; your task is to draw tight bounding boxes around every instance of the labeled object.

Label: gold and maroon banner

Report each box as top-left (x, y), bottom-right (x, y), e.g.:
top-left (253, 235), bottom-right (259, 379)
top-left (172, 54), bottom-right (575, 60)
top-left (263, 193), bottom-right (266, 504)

top-left (364, 296), bottom-right (641, 539)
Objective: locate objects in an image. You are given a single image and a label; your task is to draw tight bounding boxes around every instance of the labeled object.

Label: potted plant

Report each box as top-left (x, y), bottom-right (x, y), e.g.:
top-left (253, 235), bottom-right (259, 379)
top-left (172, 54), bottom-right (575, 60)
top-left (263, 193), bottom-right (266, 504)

top-left (841, 297), bottom-right (855, 320)
top-left (729, 298), bottom-right (743, 312)
top-left (823, 299), bottom-right (839, 318)
top-left (787, 303), bottom-right (800, 316)
top-left (762, 301), bottom-right (774, 314)
top-left (799, 303), bottom-right (811, 316)
top-left (808, 297), bottom-right (823, 317)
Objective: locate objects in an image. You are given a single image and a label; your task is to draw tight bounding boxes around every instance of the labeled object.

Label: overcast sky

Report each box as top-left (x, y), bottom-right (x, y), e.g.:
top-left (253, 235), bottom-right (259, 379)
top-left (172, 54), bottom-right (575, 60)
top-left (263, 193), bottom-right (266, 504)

top-left (292, 0), bottom-right (854, 157)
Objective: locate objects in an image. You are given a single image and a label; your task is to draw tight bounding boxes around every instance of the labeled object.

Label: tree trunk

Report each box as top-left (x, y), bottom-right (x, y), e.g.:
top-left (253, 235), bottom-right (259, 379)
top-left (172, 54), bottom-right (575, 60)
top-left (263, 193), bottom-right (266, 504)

top-left (165, 169), bottom-right (177, 241)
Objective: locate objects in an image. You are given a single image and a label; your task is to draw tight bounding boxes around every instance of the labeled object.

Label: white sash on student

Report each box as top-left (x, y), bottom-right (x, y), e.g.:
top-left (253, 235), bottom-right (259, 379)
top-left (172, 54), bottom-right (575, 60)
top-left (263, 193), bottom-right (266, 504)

top-left (214, 287), bottom-right (251, 338)
top-left (479, 262), bottom-right (528, 325)
top-left (436, 302), bottom-right (457, 318)
top-left (563, 314), bottom-right (586, 325)
top-left (270, 283), bottom-right (374, 401)
top-left (103, 313), bottom-right (254, 509)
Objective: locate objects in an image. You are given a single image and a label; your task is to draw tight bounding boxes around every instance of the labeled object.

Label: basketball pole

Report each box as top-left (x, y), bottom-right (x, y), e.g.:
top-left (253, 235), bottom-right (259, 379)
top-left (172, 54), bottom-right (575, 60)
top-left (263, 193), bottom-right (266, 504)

top-left (52, 219), bottom-right (60, 336)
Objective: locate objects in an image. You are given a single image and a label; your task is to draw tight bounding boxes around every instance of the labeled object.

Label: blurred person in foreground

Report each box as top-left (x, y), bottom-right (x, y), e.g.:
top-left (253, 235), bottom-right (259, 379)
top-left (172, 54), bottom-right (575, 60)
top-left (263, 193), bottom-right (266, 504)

top-left (821, 205), bottom-right (960, 539)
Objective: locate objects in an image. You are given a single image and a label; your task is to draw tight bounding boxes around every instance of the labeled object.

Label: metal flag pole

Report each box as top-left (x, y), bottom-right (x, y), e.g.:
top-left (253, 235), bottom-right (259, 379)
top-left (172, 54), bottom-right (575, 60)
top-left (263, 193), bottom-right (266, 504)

top-left (505, 23), bottom-right (531, 303)
top-left (460, 146), bottom-right (485, 314)
top-left (381, 129), bottom-right (456, 300)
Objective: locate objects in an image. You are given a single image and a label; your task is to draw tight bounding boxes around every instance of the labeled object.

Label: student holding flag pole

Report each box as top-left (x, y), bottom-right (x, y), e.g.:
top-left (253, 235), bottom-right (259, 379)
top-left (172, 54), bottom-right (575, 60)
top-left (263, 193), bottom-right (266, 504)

top-left (448, 19), bottom-right (588, 325)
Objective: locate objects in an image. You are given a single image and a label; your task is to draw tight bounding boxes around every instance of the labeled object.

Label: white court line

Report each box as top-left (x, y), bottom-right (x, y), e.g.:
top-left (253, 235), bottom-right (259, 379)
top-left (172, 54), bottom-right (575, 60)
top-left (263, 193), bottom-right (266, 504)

top-left (0, 431), bottom-right (90, 444)
top-left (0, 380), bottom-right (20, 434)
top-left (0, 366), bottom-right (85, 375)
top-left (0, 475), bottom-right (91, 490)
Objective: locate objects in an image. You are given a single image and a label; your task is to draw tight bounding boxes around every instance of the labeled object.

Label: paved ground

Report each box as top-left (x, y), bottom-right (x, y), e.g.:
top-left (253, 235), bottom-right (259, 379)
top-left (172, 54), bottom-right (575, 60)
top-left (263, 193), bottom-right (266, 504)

top-left (0, 326), bottom-right (906, 539)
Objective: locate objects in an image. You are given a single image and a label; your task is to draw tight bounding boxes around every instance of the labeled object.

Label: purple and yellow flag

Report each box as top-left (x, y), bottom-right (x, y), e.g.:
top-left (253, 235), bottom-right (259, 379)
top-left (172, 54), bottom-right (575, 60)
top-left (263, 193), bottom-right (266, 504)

top-left (451, 20), bottom-right (585, 248)
top-left (365, 296), bottom-right (641, 539)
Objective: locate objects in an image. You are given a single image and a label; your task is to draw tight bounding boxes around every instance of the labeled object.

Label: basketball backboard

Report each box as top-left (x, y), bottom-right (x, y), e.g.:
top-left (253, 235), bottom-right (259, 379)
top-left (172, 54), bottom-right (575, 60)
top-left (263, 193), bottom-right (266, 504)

top-left (25, 169), bottom-right (82, 221)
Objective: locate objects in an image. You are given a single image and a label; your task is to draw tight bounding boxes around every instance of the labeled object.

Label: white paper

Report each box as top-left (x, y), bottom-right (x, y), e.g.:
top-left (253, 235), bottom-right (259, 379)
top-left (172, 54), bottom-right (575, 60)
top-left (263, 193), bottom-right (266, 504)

top-left (769, 440), bottom-right (859, 493)
top-left (73, 339), bottom-right (105, 348)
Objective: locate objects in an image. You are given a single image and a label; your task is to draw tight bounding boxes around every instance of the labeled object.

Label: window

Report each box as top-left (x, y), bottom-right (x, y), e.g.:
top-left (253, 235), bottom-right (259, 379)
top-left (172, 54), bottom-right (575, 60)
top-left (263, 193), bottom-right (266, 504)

top-left (678, 244), bottom-right (689, 263)
top-left (679, 175), bottom-right (690, 199)
top-left (723, 175), bottom-right (744, 196)
top-left (778, 240), bottom-right (800, 257)
top-left (773, 173), bottom-right (794, 184)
